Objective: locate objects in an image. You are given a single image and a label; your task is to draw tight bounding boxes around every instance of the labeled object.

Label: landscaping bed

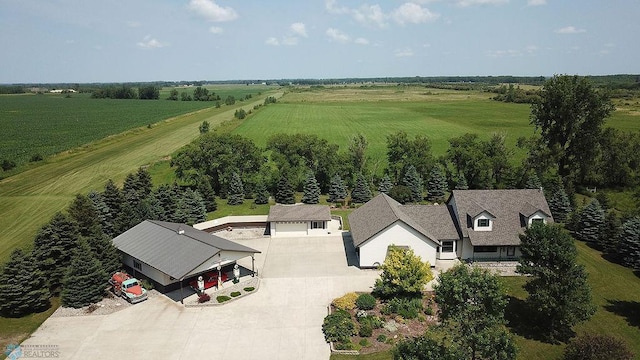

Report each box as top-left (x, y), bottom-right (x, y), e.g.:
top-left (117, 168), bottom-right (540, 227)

top-left (325, 292), bottom-right (439, 354)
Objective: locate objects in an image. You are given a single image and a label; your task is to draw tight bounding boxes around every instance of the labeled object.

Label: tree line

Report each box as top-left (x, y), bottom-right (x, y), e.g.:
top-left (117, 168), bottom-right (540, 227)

top-left (0, 167), bottom-right (212, 316)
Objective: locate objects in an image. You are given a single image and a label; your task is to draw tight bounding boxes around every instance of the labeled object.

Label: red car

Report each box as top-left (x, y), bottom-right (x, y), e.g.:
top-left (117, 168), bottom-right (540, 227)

top-left (189, 271), bottom-right (229, 291)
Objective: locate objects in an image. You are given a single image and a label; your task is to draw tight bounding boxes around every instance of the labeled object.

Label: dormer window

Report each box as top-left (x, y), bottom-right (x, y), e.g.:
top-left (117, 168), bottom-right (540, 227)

top-left (531, 218), bottom-right (545, 226)
top-left (477, 218), bottom-right (490, 227)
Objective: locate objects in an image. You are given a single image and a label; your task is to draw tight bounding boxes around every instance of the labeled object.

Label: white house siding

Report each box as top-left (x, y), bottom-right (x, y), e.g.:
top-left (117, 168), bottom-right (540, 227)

top-left (527, 211), bottom-right (548, 226)
top-left (184, 250), bottom-right (252, 278)
top-left (122, 253), bottom-right (175, 286)
top-left (358, 221), bottom-right (438, 267)
top-left (307, 220), bottom-right (329, 236)
top-left (473, 212), bottom-right (494, 231)
top-left (271, 221), bottom-right (307, 237)
top-left (460, 243), bottom-right (522, 261)
top-left (437, 239), bottom-right (458, 260)
top-left (461, 238), bottom-right (474, 260)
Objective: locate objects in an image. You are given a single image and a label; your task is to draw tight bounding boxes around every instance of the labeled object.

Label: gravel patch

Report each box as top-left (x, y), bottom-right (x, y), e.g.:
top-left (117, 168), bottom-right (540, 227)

top-left (51, 289), bottom-right (162, 317)
top-left (212, 227), bottom-right (268, 241)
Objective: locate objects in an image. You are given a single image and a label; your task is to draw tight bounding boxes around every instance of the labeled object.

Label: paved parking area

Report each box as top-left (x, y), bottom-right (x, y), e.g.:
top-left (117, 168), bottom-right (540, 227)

top-left (22, 234), bottom-right (380, 360)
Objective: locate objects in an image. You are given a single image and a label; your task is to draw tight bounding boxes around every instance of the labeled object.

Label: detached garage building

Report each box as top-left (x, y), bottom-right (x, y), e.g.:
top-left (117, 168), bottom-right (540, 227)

top-left (268, 204), bottom-right (332, 237)
top-left (112, 220), bottom-right (260, 299)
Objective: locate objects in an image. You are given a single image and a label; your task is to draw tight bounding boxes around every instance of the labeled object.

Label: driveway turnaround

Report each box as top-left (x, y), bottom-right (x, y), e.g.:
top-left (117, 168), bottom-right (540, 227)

top-left (21, 234), bottom-right (380, 360)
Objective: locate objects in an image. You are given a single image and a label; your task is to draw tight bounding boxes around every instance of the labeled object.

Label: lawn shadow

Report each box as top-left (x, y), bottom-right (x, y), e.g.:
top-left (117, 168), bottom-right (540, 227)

top-left (604, 299), bottom-right (640, 329)
top-left (504, 296), bottom-right (568, 343)
top-left (341, 232), bottom-right (360, 268)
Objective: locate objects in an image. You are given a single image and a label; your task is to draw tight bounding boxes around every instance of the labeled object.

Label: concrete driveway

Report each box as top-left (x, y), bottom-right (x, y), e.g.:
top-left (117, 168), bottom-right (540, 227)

top-left (21, 234), bottom-right (380, 360)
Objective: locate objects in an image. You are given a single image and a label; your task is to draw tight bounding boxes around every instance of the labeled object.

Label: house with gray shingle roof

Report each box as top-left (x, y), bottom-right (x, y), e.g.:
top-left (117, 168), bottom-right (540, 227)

top-left (112, 220), bottom-right (260, 295)
top-left (349, 189), bottom-right (553, 267)
top-left (268, 204), bottom-right (332, 237)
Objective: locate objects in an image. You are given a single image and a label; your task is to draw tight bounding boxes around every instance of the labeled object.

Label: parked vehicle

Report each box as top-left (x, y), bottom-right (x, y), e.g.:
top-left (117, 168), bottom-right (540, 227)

top-left (109, 271), bottom-right (148, 304)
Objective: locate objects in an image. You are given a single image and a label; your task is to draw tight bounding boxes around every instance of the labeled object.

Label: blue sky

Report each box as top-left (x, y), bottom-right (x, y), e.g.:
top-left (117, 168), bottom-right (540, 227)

top-left (1, 0), bottom-right (638, 83)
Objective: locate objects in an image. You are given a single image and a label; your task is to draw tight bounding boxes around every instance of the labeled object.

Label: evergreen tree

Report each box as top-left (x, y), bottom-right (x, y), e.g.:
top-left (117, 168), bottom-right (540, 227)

top-left (196, 175), bottom-right (217, 212)
top-left (576, 199), bottom-right (605, 246)
top-left (67, 193), bottom-right (103, 238)
top-left (351, 172), bottom-right (372, 203)
top-left (275, 175), bottom-right (295, 204)
top-left (454, 174), bottom-right (468, 190)
top-left (619, 217), bottom-right (640, 270)
top-left (86, 233), bottom-right (121, 282)
top-left (135, 167), bottom-right (153, 198)
top-left (547, 179), bottom-right (572, 223)
top-left (33, 212), bottom-right (80, 291)
top-left (427, 165), bottom-right (448, 202)
top-left (525, 173), bottom-right (543, 189)
top-left (518, 224), bottom-right (596, 341)
top-left (328, 174), bottom-right (348, 203)
top-left (600, 211), bottom-right (622, 256)
top-left (88, 190), bottom-right (115, 237)
top-left (254, 181), bottom-right (270, 205)
top-left (301, 171), bottom-right (321, 204)
top-left (402, 165), bottom-right (423, 203)
top-left (174, 188), bottom-right (208, 225)
top-left (377, 175), bottom-right (393, 194)
top-left (153, 183), bottom-right (179, 222)
top-left (122, 172), bottom-right (141, 205)
top-left (136, 195), bottom-right (164, 221)
top-left (61, 239), bottom-right (107, 308)
top-left (114, 202), bottom-right (141, 235)
top-left (227, 171), bottom-right (245, 205)
top-left (102, 179), bottom-right (123, 214)
top-left (0, 249), bottom-right (50, 317)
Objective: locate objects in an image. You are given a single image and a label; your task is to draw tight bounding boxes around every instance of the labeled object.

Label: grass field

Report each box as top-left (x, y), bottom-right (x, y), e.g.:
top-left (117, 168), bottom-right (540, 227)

top-left (0, 85), bottom-right (275, 172)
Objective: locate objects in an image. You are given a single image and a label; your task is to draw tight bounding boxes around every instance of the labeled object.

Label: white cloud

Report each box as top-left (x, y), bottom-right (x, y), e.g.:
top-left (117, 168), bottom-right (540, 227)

top-left (325, 0), bottom-right (350, 14)
top-left (355, 37), bottom-right (370, 45)
top-left (395, 48), bottom-right (414, 57)
top-left (265, 37), bottom-right (279, 46)
top-left (326, 28), bottom-right (350, 43)
top-left (353, 4), bottom-right (387, 28)
top-left (290, 22), bottom-right (308, 37)
top-left (556, 26), bottom-right (586, 34)
top-left (455, 0), bottom-right (509, 7)
top-left (527, 0), bottom-right (546, 5)
top-left (137, 36), bottom-right (168, 49)
top-left (188, 0), bottom-right (238, 22)
top-left (209, 26), bottom-right (224, 34)
top-left (392, 3), bottom-right (440, 25)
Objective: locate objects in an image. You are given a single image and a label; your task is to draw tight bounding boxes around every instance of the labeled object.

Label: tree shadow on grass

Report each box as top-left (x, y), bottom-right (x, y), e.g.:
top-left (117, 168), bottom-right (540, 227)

top-left (605, 299), bottom-right (640, 329)
top-left (504, 296), bottom-right (571, 343)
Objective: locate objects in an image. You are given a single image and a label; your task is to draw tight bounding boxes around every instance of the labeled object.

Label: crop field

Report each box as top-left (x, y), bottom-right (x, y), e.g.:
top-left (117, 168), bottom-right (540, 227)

top-left (234, 86), bottom-right (640, 167)
top-left (0, 84), bottom-right (275, 171)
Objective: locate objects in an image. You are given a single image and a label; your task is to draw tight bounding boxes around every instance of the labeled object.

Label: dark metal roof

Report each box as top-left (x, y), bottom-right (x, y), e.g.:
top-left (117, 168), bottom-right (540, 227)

top-left (267, 204), bottom-right (331, 222)
top-left (112, 220), bottom-right (260, 280)
top-left (448, 189), bottom-right (554, 246)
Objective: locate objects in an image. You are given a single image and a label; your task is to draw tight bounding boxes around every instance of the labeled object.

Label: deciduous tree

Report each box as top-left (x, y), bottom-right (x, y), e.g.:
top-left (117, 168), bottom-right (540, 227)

top-left (373, 246), bottom-right (432, 299)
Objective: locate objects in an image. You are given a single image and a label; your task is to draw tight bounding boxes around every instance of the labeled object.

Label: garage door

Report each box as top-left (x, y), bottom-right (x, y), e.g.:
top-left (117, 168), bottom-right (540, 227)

top-left (274, 222), bottom-right (307, 237)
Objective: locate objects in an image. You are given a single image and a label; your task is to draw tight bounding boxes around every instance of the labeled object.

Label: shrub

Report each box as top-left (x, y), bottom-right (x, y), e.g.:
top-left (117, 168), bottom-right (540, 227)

top-left (230, 291), bottom-right (241, 297)
top-left (322, 309), bottom-right (356, 343)
top-left (216, 295), bottom-right (231, 303)
top-left (243, 287), bottom-right (255, 292)
top-left (377, 334), bottom-right (387, 343)
top-left (356, 293), bottom-right (376, 310)
top-left (382, 297), bottom-right (423, 319)
top-left (564, 333), bottom-right (634, 360)
top-left (359, 338), bottom-right (370, 347)
top-left (29, 153), bottom-right (43, 162)
top-left (358, 315), bottom-right (383, 329)
top-left (334, 341), bottom-right (360, 351)
top-left (424, 306), bottom-right (434, 315)
top-left (140, 279), bottom-right (154, 291)
top-left (359, 322), bottom-right (373, 337)
top-left (198, 293), bottom-right (211, 303)
top-left (332, 292), bottom-right (359, 310)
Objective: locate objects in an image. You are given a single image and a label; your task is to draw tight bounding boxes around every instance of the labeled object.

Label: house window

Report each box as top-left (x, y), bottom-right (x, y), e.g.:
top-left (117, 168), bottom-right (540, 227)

top-left (133, 260), bottom-right (142, 270)
top-left (507, 246), bottom-right (515, 256)
top-left (311, 221), bottom-right (325, 229)
top-left (477, 218), bottom-right (490, 227)
top-left (531, 218), bottom-right (545, 226)
top-left (441, 241), bottom-right (454, 253)
top-left (474, 246), bottom-right (497, 253)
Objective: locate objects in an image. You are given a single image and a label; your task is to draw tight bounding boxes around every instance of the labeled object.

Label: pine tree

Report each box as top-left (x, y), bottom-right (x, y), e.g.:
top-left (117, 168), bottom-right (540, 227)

top-left (328, 174), bottom-right (348, 203)
top-left (402, 165), bottom-right (423, 203)
top-left (254, 181), bottom-right (270, 205)
top-left (61, 239), bottom-right (107, 308)
top-left (351, 173), bottom-right (372, 203)
top-left (600, 211), bottom-right (621, 256)
top-left (88, 190), bottom-right (115, 237)
top-left (275, 175), bottom-right (295, 204)
top-left (576, 199), bottom-right (605, 246)
top-left (301, 171), bottom-right (321, 204)
top-left (114, 202), bottom-right (142, 235)
top-left (454, 174), bottom-right (468, 190)
top-left (33, 212), bottom-right (80, 291)
top-left (122, 172), bottom-right (141, 205)
top-left (67, 193), bottom-right (103, 238)
top-left (153, 184), bottom-right (179, 222)
top-left (526, 173), bottom-right (543, 189)
top-left (377, 175), bottom-right (393, 194)
top-left (227, 171), bottom-right (245, 205)
top-left (426, 165), bottom-right (448, 202)
top-left (196, 174), bottom-right (217, 212)
top-left (136, 195), bottom-right (164, 221)
top-left (102, 179), bottom-right (123, 214)
top-left (135, 167), bottom-right (153, 198)
top-left (547, 179), bottom-right (572, 223)
top-left (619, 217), bottom-right (640, 270)
top-left (0, 249), bottom-right (50, 317)
top-left (86, 233), bottom-right (121, 282)
top-left (175, 189), bottom-right (208, 225)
